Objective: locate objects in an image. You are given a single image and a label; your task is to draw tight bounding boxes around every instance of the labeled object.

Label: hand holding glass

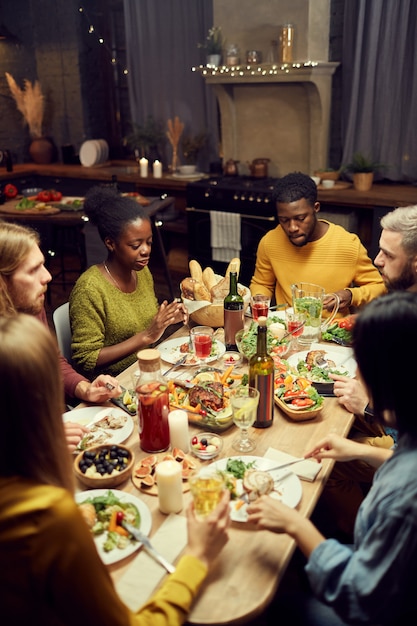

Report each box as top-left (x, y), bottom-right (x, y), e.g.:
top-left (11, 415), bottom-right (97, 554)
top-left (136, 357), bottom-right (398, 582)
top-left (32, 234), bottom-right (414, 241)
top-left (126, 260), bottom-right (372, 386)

top-left (230, 386), bottom-right (260, 452)
top-left (189, 468), bottom-right (225, 517)
top-left (190, 326), bottom-right (214, 363)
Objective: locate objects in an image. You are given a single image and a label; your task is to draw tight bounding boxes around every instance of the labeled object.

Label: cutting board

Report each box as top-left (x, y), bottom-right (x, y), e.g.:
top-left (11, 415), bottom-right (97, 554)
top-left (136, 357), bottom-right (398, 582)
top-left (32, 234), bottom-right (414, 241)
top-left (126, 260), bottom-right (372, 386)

top-left (0, 198), bottom-right (61, 216)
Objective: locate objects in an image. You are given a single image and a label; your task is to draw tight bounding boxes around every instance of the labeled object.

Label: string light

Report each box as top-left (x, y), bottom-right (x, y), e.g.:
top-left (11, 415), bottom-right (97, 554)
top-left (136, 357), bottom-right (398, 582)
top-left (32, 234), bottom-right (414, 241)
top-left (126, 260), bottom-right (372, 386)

top-left (192, 60), bottom-right (319, 77)
top-left (78, 5), bottom-right (128, 74)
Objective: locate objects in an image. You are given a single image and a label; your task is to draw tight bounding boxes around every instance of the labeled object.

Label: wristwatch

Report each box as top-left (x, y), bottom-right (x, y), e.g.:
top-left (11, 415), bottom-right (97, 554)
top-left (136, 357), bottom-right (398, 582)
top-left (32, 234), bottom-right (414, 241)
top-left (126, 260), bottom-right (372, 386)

top-left (363, 403), bottom-right (374, 423)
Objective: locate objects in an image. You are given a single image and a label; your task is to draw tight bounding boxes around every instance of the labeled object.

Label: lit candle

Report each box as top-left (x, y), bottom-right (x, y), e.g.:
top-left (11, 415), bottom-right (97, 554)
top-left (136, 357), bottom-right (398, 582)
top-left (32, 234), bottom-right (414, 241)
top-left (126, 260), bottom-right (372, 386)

top-left (155, 460), bottom-right (183, 514)
top-left (153, 159), bottom-right (162, 178)
top-left (139, 157), bottom-right (148, 177)
top-left (168, 409), bottom-right (190, 453)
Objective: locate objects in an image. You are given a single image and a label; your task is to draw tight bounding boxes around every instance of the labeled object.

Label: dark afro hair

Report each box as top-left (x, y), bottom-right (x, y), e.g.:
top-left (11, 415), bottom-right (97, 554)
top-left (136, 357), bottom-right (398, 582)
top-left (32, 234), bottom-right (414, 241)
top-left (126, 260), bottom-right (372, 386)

top-left (272, 172), bottom-right (317, 206)
top-left (83, 186), bottom-right (150, 242)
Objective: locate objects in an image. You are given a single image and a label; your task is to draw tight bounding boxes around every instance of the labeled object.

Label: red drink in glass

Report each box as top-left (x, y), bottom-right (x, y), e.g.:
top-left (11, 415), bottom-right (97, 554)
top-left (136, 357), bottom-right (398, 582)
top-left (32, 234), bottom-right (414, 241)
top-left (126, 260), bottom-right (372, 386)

top-left (287, 320), bottom-right (304, 337)
top-left (193, 334), bottom-right (212, 358)
top-left (252, 302), bottom-right (269, 320)
top-left (137, 382), bottom-right (170, 452)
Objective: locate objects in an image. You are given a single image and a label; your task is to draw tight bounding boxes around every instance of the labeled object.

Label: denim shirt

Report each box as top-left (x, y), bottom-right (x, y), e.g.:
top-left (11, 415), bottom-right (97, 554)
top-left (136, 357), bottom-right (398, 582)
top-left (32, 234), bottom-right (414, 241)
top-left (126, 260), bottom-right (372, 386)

top-left (306, 434), bottom-right (417, 624)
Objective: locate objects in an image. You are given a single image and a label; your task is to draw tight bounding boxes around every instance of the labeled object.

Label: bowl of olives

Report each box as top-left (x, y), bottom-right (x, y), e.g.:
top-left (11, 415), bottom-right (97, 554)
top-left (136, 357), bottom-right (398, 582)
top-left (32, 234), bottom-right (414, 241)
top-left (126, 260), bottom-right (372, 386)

top-left (74, 443), bottom-right (134, 488)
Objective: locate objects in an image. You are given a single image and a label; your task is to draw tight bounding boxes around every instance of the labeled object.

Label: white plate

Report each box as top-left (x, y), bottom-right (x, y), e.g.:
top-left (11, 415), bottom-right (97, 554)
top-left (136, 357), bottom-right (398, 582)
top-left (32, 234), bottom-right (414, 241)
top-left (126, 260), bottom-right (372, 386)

top-left (75, 488), bottom-right (152, 565)
top-left (287, 346), bottom-right (357, 379)
top-left (210, 456), bottom-right (302, 522)
top-left (63, 406), bottom-right (134, 449)
top-left (157, 336), bottom-right (226, 365)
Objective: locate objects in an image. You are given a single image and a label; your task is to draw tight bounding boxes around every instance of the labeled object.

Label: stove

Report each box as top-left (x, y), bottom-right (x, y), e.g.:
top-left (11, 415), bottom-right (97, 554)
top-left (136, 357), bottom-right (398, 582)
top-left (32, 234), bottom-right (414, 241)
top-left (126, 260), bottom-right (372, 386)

top-left (186, 175), bottom-right (279, 217)
top-left (186, 176), bottom-right (279, 286)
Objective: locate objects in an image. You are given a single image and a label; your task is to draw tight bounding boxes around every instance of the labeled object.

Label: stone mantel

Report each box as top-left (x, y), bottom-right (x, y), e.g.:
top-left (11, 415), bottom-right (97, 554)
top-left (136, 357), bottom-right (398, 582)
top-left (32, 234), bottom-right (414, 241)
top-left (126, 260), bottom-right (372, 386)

top-left (193, 62), bottom-right (339, 176)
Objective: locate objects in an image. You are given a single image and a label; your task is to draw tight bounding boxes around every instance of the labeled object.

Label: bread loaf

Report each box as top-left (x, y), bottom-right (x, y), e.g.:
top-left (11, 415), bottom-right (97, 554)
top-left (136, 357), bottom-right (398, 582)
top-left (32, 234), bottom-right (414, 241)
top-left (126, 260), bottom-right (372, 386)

top-left (225, 258), bottom-right (241, 279)
top-left (210, 275), bottom-right (230, 302)
top-left (194, 281), bottom-right (212, 302)
top-left (189, 260), bottom-right (203, 282)
top-left (202, 266), bottom-right (217, 292)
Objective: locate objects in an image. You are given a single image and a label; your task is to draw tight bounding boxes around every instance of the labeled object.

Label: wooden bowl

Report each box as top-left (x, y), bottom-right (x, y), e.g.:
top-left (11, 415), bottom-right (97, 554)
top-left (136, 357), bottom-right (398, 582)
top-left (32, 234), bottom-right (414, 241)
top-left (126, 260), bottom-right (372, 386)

top-left (274, 396), bottom-right (324, 422)
top-left (74, 443), bottom-right (134, 489)
top-left (186, 285), bottom-right (251, 328)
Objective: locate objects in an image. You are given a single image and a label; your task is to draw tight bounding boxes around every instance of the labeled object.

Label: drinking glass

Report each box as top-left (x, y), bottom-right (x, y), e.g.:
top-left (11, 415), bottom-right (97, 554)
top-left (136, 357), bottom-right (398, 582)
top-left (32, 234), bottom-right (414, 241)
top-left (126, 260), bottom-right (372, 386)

top-left (190, 325), bottom-right (214, 363)
top-left (285, 309), bottom-right (306, 351)
top-left (230, 386), bottom-right (260, 452)
top-left (188, 468), bottom-right (226, 517)
top-left (251, 294), bottom-right (270, 321)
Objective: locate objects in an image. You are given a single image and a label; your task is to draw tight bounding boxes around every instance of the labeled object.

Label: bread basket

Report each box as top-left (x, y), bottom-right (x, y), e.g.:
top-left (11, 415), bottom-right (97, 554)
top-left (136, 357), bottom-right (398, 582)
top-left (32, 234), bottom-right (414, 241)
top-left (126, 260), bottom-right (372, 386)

top-left (182, 284), bottom-right (251, 328)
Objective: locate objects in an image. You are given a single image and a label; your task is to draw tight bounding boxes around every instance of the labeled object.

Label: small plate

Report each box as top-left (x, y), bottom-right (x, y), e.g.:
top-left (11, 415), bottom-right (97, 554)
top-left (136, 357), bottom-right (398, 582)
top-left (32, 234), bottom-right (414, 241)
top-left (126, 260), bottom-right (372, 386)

top-left (75, 488), bottom-right (152, 565)
top-left (171, 172), bottom-right (207, 180)
top-left (157, 336), bottom-right (226, 365)
top-left (63, 406), bottom-right (134, 451)
top-left (210, 456), bottom-right (302, 522)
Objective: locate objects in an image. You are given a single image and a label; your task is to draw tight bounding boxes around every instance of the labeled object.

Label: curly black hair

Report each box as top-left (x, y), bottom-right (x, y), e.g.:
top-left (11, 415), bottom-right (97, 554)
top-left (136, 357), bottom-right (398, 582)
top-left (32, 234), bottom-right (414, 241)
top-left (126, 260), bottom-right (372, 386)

top-left (272, 172), bottom-right (318, 206)
top-left (83, 186), bottom-right (150, 242)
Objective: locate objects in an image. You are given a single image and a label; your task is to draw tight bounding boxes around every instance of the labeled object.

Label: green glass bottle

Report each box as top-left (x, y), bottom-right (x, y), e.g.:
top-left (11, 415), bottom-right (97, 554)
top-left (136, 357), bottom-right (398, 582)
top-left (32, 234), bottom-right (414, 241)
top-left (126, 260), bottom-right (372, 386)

top-left (223, 263), bottom-right (244, 351)
top-left (249, 316), bottom-right (274, 427)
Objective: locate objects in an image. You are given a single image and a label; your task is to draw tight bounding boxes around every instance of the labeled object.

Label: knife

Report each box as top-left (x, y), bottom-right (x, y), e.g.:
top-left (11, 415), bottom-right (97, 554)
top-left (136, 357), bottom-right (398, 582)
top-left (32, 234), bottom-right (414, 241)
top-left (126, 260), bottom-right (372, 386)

top-left (121, 520), bottom-right (176, 574)
top-left (162, 355), bottom-right (188, 376)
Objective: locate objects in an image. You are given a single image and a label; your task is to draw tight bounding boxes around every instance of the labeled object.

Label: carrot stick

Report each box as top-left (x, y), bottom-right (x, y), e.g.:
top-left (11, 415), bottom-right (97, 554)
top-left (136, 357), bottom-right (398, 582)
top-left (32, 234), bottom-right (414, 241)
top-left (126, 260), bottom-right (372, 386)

top-left (108, 510), bottom-right (129, 536)
top-left (221, 365), bottom-right (234, 384)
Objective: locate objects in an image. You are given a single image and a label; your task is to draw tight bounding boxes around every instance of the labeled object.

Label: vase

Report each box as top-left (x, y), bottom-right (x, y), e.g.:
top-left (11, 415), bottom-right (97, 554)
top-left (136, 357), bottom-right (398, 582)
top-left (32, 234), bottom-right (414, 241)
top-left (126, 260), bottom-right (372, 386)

top-left (29, 137), bottom-right (55, 164)
top-left (206, 54), bottom-right (221, 67)
top-left (353, 172), bottom-right (373, 192)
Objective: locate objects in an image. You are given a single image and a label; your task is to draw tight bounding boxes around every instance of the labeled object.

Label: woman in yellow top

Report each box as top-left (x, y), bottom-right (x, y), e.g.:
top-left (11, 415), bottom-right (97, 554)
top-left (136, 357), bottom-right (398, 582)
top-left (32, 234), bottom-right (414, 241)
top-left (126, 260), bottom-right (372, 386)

top-left (0, 314), bottom-right (230, 625)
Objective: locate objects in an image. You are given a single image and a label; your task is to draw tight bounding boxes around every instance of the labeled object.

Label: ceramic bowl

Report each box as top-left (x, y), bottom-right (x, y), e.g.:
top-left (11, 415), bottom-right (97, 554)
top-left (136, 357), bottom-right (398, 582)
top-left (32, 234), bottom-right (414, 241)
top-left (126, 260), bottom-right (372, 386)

top-left (190, 432), bottom-right (223, 460)
top-left (221, 351), bottom-right (242, 367)
top-left (321, 179), bottom-right (335, 189)
top-left (178, 165), bottom-right (197, 175)
top-left (74, 443), bottom-right (134, 488)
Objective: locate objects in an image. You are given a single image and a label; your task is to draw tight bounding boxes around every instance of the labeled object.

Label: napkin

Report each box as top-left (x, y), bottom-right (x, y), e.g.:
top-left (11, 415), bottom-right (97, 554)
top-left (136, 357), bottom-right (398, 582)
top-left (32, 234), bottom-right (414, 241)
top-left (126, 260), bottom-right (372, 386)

top-left (265, 447), bottom-right (322, 482)
top-left (115, 513), bottom-right (187, 612)
top-left (210, 211), bottom-right (241, 262)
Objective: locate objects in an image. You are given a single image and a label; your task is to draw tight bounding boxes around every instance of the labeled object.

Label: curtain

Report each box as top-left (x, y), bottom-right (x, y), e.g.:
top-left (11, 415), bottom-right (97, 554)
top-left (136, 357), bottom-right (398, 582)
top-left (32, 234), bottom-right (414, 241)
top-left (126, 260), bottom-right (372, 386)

top-left (341, 0), bottom-right (417, 182)
top-left (122, 0), bottom-right (219, 171)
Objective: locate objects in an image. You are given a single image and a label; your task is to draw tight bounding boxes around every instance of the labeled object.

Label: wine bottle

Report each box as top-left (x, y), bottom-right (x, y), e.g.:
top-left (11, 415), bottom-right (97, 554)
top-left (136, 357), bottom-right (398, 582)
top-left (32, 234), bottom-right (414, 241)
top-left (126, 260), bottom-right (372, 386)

top-left (249, 316), bottom-right (274, 428)
top-left (223, 263), bottom-right (244, 350)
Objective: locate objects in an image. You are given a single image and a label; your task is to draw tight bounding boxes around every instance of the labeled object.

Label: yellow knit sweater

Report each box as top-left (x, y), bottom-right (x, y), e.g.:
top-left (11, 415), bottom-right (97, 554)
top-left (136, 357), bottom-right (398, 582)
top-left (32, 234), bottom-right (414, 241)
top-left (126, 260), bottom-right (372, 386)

top-left (250, 220), bottom-right (386, 312)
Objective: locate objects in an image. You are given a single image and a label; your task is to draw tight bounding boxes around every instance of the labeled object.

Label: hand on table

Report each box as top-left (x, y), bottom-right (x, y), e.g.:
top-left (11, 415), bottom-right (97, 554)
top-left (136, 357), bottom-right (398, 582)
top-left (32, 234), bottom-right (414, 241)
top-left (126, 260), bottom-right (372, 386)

top-left (330, 374), bottom-right (368, 415)
top-left (304, 432), bottom-right (366, 463)
top-left (246, 494), bottom-right (301, 534)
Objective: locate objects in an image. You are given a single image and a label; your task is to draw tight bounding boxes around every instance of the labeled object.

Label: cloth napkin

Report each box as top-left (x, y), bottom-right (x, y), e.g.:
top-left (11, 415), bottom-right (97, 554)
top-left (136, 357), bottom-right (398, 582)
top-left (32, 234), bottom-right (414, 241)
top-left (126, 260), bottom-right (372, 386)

top-left (210, 211), bottom-right (241, 262)
top-left (265, 447), bottom-right (322, 482)
top-left (115, 513), bottom-right (187, 612)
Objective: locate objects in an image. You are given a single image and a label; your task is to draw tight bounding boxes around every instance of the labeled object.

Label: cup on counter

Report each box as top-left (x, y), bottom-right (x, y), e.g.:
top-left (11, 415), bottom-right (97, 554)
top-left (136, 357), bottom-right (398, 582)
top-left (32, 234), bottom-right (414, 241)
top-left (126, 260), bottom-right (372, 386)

top-left (189, 468), bottom-right (226, 518)
top-left (321, 179), bottom-right (335, 189)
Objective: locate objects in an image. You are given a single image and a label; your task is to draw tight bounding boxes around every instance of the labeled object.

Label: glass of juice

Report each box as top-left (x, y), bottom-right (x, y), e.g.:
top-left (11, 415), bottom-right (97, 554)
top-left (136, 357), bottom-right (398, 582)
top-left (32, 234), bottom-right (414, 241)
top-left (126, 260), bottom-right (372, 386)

top-left (251, 294), bottom-right (270, 321)
top-left (190, 325), bottom-right (214, 363)
top-left (285, 309), bottom-right (306, 350)
top-left (137, 381), bottom-right (170, 452)
top-left (189, 468), bottom-right (226, 517)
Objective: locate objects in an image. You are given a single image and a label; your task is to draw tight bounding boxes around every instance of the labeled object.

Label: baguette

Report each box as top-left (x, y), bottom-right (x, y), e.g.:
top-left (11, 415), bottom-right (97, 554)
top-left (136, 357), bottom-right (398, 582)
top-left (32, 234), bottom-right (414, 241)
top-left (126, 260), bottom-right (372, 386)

top-left (194, 281), bottom-right (212, 302)
top-left (225, 258), bottom-right (241, 278)
top-left (189, 260), bottom-right (203, 282)
top-left (210, 275), bottom-right (230, 302)
top-left (202, 266), bottom-right (217, 292)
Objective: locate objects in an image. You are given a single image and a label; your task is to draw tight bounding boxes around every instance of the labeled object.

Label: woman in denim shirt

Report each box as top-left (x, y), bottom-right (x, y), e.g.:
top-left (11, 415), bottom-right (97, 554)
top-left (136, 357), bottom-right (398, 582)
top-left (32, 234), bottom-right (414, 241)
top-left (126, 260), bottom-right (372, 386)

top-left (248, 291), bottom-right (417, 625)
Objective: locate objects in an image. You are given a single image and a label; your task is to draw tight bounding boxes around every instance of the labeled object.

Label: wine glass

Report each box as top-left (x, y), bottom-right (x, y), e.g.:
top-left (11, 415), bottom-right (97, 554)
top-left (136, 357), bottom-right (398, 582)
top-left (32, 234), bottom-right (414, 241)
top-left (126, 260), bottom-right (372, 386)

top-left (251, 294), bottom-right (270, 321)
top-left (230, 386), bottom-right (260, 452)
top-left (190, 325), bottom-right (214, 364)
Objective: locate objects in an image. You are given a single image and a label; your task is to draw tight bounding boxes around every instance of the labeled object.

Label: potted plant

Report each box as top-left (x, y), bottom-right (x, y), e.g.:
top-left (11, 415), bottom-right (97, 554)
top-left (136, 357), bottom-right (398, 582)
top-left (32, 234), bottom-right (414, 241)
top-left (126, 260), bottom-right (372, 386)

top-left (179, 131), bottom-right (207, 173)
top-left (198, 26), bottom-right (224, 66)
top-left (124, 115), bottom-right (166, 160)
top-left (5, 72), bottom-right (55, 164)
top-left (343, 152), bottom-right (385, 191)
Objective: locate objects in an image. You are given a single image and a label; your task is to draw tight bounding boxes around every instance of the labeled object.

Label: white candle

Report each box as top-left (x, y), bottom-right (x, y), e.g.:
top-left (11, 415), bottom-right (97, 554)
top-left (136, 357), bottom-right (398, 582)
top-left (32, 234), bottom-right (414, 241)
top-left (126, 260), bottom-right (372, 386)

top-left (153, 160), bottom-right (162, 178)
top-left (168, 409), bottom-right (190, 453)
top-left (139, 157), bottom-right (148, 177)
top-left (155, 460), bottom-right (183, 514)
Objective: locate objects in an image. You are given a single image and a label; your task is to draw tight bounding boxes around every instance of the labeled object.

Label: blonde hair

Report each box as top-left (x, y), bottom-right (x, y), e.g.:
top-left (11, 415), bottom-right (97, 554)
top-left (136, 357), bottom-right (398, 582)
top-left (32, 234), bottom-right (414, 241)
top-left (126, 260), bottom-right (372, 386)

top-left (0, 315), bottom-right (74, 493)
top-left (0, 220), bottom-right (40, 315)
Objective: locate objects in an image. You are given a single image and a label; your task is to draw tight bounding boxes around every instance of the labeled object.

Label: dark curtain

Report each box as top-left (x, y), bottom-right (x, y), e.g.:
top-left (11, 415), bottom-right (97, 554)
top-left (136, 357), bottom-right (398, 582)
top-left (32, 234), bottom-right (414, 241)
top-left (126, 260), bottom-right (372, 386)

top-left (122, 0), bottom-right (219, 171)
top-left (341, 0), bottom-right (417, 182)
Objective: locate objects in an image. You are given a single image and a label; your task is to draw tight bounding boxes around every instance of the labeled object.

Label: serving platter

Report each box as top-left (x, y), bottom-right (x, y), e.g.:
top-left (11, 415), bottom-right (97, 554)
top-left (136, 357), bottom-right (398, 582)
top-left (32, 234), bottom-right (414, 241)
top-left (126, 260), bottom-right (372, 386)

top-left (158, 336), bottom-right (226, 365)
top-left (51, 196), bottom-right (84, 211)
top-left (210, 455), bottom-right (302, 522)
top-left (0, 200), bottom-right (60, 215)
top-left (75, 488), bottom-right (152, 565)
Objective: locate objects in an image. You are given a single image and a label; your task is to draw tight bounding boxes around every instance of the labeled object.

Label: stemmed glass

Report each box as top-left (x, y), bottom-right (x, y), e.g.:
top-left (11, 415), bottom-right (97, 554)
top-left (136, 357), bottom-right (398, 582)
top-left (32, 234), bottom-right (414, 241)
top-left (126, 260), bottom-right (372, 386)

top-left (190, 325), bottom-right (214, 364)
top-left (230, 386), bottom-right (260, 452)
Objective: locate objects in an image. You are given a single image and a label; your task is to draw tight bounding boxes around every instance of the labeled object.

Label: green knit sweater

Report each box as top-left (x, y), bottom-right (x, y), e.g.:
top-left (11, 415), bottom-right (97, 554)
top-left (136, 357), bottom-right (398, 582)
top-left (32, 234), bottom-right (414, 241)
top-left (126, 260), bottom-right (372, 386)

top-left (69, 265), bottom-right (158, 378)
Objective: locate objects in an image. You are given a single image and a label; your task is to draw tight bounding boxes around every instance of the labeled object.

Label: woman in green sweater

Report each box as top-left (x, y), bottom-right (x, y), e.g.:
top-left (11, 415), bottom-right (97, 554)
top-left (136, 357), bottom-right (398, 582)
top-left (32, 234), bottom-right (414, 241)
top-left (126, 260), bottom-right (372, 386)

top-left (0, 314), bottom-right (230, 625)
top-left (70, 186), bottom-right (187, 378)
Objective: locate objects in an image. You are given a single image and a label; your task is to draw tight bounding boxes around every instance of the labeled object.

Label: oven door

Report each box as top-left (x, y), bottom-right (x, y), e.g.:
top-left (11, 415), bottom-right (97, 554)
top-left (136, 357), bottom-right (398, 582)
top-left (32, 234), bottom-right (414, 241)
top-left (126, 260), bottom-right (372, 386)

top-left (186, 207), bottom-right (276, 287)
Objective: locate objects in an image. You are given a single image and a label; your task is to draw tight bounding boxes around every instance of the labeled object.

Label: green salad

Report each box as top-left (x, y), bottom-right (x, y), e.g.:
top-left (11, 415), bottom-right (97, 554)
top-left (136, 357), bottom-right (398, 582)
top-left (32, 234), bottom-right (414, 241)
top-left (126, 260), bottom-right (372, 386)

top-left (237, 317), bottom-right (289, 358)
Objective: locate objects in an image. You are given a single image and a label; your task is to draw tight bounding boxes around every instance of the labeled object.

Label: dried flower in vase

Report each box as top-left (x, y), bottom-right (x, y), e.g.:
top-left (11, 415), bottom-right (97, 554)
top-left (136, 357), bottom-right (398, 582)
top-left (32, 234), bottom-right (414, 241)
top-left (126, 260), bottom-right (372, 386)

top-left (5, 72), bottom-right (45, 139)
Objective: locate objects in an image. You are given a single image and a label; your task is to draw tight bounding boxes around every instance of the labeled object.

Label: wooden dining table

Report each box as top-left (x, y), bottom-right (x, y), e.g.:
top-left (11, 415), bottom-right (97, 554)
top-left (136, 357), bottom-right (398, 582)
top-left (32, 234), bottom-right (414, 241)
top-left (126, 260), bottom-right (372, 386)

top-left (74, 323), bottom-right (355, 625)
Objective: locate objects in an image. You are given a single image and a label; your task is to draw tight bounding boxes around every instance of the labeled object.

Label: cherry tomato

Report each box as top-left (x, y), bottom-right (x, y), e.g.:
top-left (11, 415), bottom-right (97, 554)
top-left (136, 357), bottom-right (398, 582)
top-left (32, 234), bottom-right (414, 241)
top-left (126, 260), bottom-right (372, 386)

top-left (291, 397), bottom-right (314, 408)
top-left (191, 436), bottom-right (198, 445)
top-left (37, 190), bottom-right (52, 202)
top-left (4, 183), bottom-right (18, 198)
top-left (116, 511), bottom-right (125, 525)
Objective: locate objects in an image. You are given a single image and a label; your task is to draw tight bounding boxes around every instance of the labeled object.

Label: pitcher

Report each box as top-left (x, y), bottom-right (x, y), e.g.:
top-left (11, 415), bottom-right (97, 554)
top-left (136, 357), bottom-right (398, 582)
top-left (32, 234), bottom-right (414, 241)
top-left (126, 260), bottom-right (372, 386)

top-left (291, 282), bottom-right (340, 346)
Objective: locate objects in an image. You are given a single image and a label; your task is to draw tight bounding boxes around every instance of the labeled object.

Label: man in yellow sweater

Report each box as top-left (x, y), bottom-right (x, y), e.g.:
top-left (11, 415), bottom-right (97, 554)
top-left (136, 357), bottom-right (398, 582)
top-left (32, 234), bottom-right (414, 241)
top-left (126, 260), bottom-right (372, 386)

top-left (250, 171), bottom-right (386, 315)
